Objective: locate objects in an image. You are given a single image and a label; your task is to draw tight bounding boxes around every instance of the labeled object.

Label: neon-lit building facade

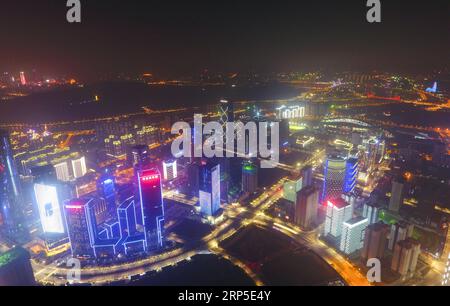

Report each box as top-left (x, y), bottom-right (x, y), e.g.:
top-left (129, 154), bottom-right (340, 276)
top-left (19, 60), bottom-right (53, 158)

top-left (71, 156), bottom-right (87, 179)
top-left (242, 161), bottom-right (258, 194)
top-left (199, 163), bottom-right (221, 217)
top-left (64, 198), bottom-right (97, 258)
top-left (163, 159), bottom-right (178, 181)
top-left (97, 174), bottom-right (117, 221)
top-left (324, 198), bottom-right (353, 238)
top-left (321, 154), bottom-right (346, 203)
top-left (137, 169), bottom-right (165, 250)
top-left (343, 157), bottom-right (358, 194)
top-left (0, 129), bottom-right (27, 242)
top-left (340, 216), bottom-right (368, 255)
top-left (34, 183), bottom-right (66, 235)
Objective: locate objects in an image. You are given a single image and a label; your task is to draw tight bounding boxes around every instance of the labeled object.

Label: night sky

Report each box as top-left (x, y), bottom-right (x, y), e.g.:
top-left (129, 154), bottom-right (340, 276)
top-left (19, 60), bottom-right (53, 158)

top-left (0, 0), bottom-right (448, 79)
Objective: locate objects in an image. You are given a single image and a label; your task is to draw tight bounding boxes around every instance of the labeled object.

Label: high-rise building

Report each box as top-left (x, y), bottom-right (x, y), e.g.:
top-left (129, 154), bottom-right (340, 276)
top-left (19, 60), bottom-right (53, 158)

top-left (185, 160), bottom-right (200, 197)
top-left (64, 198), bottom-right (97, 258)
top-left (137, 169), bottom-right (165, 250)
top-left (34, 183), bottom-right (66, 235)
top-left (97, 174), bottom-right (117, 222)
top-left (361, 222), bottom-right (390, 262)
top-left (343, 157), bottom-right (358, 194)
top-left (54, 161), bottom-right (71, 182)
top-left (362, 202), bottom-right (381, 225)
top-left (300, 165), bottom-right (313, 189)
top-left (322, 154), bottom-right (346, 203)
top-left (19, 71), bottom-right (27, 86)
top-left (71, 156), bottom-right (87, 179)
top-left (242, 161), bottom-right (258, 194)
top-left (131, 145), bottom-right (149, 171)
top-left (389, 178), bottom-right (405, 213)
top-left (0, 247), bottom-right (35, 286)
top-left (388, 221), bottom-right (414, 251)
top-left (391, 238), bottom-right (421, 277)
top-left (0, 130), bottom-right (27, 242)
top-left (324, 198), bottom-right (353, 238)
top-left (163, 159), bottom-right (178, 181)
top-left (199, 163), bottom-right (221, 217)
top-left (218, 99), bottom-right (234, 127)
top-left (283, 174), bottom-right (303, 203)
top-left (340, 216), bottom-right (368, 255)
top-left (294, 186), bottom-right (319, 229)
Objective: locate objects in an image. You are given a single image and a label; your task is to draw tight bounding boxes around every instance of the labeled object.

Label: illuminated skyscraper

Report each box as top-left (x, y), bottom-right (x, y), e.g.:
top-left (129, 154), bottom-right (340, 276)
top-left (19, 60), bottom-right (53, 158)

top-left (0, 130), bottom-right (27, 242)
top-left (343, 157), bottom-right (358, 194)
top-left (294, 186), bottom-right (319, 229)
top-left (324, 198), bottom-right (353, 238)
top-left (19, 71), bottom-right (26, 86)
top-left (321, 154), bottom-right (346, 203)
top-left (242, 161), bottom-right (258, 194)
top-left (64, 198), bottom-right (97, 258)
top-left (34, 183), bottom-right (66, 235)
top-left (340, 216), bottom-right (368, 255)
top-left (185, 160), bottom-right (200, 197)
top-left (199, 163), bottom-right (221, 217)
top-left (71, 156), bottom-right (87, 179)
top-left (97, 174), bottom-right (117, 221)
top-left (218, 99), bottom-right (234, 128)
top-left (163, 159), bottom-right (178, 181)
top-left (362, 202), bottom-right (381, 225)
top-left (54, 161), bottom-right (70, 182)
top-left (137, 169), bottom-right (165, 250)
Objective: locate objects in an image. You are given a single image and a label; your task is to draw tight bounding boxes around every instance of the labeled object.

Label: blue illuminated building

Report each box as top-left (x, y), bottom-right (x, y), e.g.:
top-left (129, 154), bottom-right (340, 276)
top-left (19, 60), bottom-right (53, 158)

top-left (137, 168), bottom-right (165, 250)
top-left (0, 129), bottom-right (28, 243)
top-left (426, 82), bottom-right (438, 93)
top-left (97, 174), bottom-right (117, 221)
top-left (199, 163), bottom-right (221, 217)
top-left (344, 157), bottom-right (358, 194)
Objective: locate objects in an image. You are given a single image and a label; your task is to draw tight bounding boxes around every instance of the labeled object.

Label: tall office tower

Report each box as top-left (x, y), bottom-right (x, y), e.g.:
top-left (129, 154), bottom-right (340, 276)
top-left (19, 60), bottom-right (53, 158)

top-left (366, 137), bottom-right (380, 170)
top-left (443, 254), bottom-right (450, 286)
top-left (294, 186), bottom-right (319, 229)
top-left (389, 177), bottom-right (405, 213)
top-left (361, 222), bottom-right (390, 262)
top-left (388, 221), bottom-right (414, 251)
top-left (19, 71), bottom-right (27, 86)
top-left (137, 169), bottom-right (165, 250)
top-left (343, 157), bottom-right (358, 194)
top-left (0, 247), bottom-right (35, 286)
top-left (64, 198), bottom-right (97, 258)
top-left (97, 174), bottom-right (117, 221)
top-left (391, 238), bottom-right (421, 277)
top-left (54, 161), bottom-right (70, 182)
top-left (199, 163), bottom-right (221, 217)
top-left (186, 161), bottom-right (200, 197)
top-left (321, 154), bottom-right (346, 203)
top-left (218, 99), bottom-right (234, 128)
top-left (163, 159), bottom-right (178, 181)
top-left (283, 174), bottom-right (303, 202)
top-left (0, 130), bottom-right (27, 242)
top-left (242, 161), bottom-right (258, 194)
top-left (71, 156), bottom-right (87, 179)
top-left (301, 165), bottom-right (313, 189)
top-left (340, 216), bottom-right (369, 255)
top-left (324, 198), bottom-right (353, 238)
top-left (362, 202), bottom-right (381, 224)
top-left (34, 183), bottom-right (66, 235)
top-left (130, 145), bottom-right (149, 171)
top-left (118, 198), bottom-right (138, 238)
top-left (30, 165), bottom-right (56, 182)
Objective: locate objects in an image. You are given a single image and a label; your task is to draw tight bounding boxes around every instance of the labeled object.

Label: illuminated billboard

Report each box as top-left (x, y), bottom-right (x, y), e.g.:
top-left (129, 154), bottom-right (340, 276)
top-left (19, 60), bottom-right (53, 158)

top-left (34, 183), bottom-right (65, 234)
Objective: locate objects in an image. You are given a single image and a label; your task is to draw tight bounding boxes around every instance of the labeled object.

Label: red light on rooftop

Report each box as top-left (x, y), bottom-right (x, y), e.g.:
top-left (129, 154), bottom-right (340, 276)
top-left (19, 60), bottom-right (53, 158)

top-left (66, 205), bottom-right (83, 210)
top-left (327, 200), bottom-right (334, 207)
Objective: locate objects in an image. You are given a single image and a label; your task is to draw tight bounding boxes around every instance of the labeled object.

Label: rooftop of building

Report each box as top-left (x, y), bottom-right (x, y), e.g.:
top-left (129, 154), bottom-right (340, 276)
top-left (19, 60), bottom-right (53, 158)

top-left (0, 247), bottom-right (30, 270)
top-left (344, 216), bottom-right (368, 226)
top-left (327, 198), bottom-right (350, 209)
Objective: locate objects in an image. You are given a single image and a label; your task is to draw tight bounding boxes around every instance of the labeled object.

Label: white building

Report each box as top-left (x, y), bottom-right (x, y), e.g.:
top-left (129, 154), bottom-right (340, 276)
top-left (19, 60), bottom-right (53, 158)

top-left (54, 161), bottom-right (70, 182)
top-left (340, 216), bottom-right (369, 255)
top-left (163, 160), bottom-right (178, 181)
top-left (362, 202), bottom-right (380, 224)
top-left (72, 156), bottom-right (87, 179)
top-left (324, 198), bottom-right (353, 238)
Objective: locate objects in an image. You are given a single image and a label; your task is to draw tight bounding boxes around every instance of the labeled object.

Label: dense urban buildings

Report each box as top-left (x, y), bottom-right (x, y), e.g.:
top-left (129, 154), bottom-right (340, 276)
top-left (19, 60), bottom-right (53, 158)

top-left (0, 0), bottom-right (448, 289)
